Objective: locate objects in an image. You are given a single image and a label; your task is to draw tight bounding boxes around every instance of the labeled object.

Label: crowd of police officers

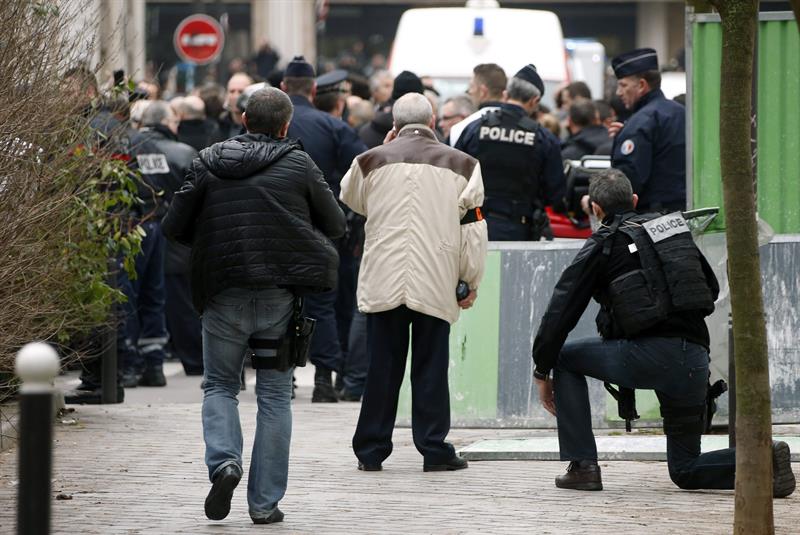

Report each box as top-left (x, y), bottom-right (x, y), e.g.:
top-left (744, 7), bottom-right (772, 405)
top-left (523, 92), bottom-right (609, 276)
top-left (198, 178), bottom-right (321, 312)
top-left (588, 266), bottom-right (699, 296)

top-left (72, 44), bottom-right (795, 498)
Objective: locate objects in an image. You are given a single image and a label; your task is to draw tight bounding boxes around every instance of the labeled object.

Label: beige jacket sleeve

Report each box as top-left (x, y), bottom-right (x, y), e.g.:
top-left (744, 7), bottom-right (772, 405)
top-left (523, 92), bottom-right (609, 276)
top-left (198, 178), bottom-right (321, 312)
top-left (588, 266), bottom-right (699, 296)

top-left (458, 163), bottom-right (488, 290)
top-left (339, 158), bottom-right (366, 216)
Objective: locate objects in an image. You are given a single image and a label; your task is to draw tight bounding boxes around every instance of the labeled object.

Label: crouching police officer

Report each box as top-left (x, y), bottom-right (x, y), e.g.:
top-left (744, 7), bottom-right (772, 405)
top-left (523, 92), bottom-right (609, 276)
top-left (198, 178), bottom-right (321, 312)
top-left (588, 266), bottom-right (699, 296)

top-left (531, 169), bottom-right (796, 497)
top-left (456, 64), bottom-right (565, 241)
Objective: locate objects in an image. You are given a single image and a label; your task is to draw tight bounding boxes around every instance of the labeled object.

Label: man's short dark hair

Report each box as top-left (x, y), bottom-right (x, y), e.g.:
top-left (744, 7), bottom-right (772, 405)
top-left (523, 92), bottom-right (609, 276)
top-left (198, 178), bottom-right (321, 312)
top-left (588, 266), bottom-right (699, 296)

top-left (244, 87), bottom-right (294, 137)
top-left (566, 81), bottom-right (592, 100)
top-left (473, 63), bottom-right (507, 100)
top-left (569, 100), bottom-right (597, 128)
top-left (637, 70), bottom-right (662, 90)
top-left (594, 100), bottom-right (614, 122)
top-left (282, 76), bottom-right (315, 96)
top-left (313, 92), bottom-right (341, 113)
top-left (588, 168), bottom-right (635, 215)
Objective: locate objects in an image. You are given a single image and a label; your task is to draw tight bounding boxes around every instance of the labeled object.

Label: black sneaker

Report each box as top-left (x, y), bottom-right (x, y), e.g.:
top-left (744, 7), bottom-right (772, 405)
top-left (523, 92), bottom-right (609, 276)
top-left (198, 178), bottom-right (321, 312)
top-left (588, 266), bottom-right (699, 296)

top-left (138, 366), bottom-right (167, 387)
top-left (358, 461), bottom-right (383, 471)
top-left (205, 464), bottom-right (242, 520)
top-left (773, 441), bottom-right (796, 498)
top-left (312, 382), bottom-right (339, 403)
top-left (120, 371), bottom-right (141, 389)
top-left (423, 456), bottom-right (468, 472)
top-left (338, 389), bottom-right (362, 402)
top-left (555, 460), bottom-right (603, 491)
top-left (252, 507), bottom-right (284, 524)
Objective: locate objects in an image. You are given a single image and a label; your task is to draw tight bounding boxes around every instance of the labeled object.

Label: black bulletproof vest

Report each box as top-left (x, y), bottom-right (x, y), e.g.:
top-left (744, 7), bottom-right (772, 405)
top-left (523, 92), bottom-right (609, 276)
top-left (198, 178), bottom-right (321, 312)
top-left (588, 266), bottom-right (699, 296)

top-left (598, 213), bottom-right (715, 338)
top-left (475, 109), bottom-right (544, 205)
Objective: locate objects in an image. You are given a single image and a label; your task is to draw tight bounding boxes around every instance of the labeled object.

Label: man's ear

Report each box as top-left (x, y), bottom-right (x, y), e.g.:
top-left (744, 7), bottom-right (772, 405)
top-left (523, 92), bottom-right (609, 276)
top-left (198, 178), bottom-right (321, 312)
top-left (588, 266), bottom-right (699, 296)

top-left (279, 121), bottom-right (290, 138)
top-left (632, 193), bottom-right (639, 209)
top-left (241, 112), bottom-right (249, 132)
top-left (280, 81), bottom-right (287, 92)
top-left (428, 114), bottom-right (436, 130)
top-left (501, 89), bottom-right (509, 101)
top-left (310, 82), bottom-right (317, 99)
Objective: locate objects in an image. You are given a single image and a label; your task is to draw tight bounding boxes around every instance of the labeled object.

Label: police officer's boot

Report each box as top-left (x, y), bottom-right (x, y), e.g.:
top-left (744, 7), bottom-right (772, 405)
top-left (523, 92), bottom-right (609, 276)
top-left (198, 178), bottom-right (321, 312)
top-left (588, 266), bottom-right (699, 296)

top-left (773, 441), bottom-right (796, 498)
top-left (312, 366), bottom-right (338, 403)
top-left (555, 460), bottom-right (603, 491)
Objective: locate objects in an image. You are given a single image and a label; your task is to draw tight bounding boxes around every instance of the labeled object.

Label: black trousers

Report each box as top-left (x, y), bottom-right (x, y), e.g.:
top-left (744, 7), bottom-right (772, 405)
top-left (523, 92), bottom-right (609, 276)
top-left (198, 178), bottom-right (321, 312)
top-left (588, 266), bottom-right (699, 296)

top-left (555, 336), bottom-right (736, 490)
top-left (352, 306), bottom-right (455, 465)
top-left (164, 273), bottom-right (203, 375)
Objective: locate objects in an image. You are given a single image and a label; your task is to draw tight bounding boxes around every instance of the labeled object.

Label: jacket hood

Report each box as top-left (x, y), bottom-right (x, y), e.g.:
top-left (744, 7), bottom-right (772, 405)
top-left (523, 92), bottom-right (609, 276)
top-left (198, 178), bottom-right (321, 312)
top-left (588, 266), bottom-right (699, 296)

top-left (199, 133), bottom-right (301, 179)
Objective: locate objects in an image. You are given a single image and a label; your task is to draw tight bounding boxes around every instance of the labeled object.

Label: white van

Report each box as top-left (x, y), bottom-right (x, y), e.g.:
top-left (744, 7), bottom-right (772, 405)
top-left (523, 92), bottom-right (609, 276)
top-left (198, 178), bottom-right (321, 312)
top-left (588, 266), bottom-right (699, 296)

top-left (388, 1), bottom-right (568, 109)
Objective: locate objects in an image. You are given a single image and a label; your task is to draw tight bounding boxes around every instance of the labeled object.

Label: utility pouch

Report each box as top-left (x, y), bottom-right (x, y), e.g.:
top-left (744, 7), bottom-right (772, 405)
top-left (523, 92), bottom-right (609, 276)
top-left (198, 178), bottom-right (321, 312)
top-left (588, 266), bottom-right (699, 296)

top-left (282, 297), bottom-right (315, 368)
top-left (249, 337), bottom-right (290, 371)
top-left (604, 383), bottom-right (640, 432)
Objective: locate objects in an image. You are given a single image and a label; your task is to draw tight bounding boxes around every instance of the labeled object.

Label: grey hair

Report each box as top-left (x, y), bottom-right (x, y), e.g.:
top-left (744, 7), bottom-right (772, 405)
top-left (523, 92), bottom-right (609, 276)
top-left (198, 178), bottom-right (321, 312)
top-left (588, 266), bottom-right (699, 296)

top-left (445, 95), bottom-right (476, 117)
top-left (179, 95), bottom-right (205, 120)
top-left (141, 100), bottom-right (172, 127)
top-left (369, 70), bottom-right (392, 92)
top-left (244, 87), bottom-right (294, 137)
top-left (506, 77), bottom-right (541, 103)
top-left (588, 168), bottom-right (635, 215)
top-left (392, 93), bottom-right (432, 130)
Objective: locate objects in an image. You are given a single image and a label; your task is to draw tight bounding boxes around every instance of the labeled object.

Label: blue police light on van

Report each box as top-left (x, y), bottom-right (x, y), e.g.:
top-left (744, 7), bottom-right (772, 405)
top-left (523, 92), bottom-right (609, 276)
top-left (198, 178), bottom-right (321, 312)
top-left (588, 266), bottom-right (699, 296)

top-left (473, 17), bottom-right (484, 36)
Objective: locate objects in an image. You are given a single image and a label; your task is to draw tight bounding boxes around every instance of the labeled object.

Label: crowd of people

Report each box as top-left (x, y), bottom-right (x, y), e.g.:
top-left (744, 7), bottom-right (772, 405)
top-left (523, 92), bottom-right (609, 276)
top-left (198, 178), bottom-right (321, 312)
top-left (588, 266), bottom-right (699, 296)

top-left (62, 44), bottom-right (795, 526)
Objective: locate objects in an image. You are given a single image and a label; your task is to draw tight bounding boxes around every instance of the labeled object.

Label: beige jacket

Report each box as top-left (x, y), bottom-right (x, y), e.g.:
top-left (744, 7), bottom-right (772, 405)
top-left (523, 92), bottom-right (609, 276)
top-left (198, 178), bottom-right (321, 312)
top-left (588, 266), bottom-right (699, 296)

top-left (340, 124), bottom-right (488, 324)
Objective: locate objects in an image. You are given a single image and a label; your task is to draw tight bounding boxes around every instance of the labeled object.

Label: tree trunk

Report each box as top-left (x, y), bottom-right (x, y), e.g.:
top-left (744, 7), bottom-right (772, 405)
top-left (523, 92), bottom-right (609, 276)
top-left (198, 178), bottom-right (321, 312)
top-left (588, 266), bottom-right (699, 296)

top-left (713, 1), bottom-right (774, 533)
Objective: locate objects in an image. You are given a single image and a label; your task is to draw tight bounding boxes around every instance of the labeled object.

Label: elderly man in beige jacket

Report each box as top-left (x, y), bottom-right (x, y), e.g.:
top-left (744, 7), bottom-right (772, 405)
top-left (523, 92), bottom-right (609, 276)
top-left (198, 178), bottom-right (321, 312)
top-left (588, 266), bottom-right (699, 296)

top-left (340, 92), bottom-right (488, 472)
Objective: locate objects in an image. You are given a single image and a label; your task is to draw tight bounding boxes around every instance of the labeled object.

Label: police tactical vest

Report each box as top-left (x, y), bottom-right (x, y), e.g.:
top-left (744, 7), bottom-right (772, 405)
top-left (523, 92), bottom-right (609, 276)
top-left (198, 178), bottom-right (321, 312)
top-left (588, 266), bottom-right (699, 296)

top-left (600, 212), bottom-right (715, 338)
top-left (476, 109), bottom-right (543, 204)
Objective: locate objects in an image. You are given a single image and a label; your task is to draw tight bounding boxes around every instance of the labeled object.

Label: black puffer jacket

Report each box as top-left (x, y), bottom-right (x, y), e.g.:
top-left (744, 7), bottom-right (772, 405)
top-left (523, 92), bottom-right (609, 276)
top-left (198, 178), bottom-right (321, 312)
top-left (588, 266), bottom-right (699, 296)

top-left (161, 133), bottom-right (346, 312)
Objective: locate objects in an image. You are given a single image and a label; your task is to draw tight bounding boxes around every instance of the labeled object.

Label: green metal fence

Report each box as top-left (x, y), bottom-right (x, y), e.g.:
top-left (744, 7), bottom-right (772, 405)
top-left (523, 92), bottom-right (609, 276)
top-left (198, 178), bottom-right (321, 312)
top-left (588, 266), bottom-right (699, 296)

top-left (689, 12), bottom-right (799, 233)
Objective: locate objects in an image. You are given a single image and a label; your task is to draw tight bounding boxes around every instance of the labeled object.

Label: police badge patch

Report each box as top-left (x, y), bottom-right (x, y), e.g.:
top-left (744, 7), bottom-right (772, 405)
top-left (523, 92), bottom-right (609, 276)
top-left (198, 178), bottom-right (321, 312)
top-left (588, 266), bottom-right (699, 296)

top-left (621, 139), bottom-right (635, 155)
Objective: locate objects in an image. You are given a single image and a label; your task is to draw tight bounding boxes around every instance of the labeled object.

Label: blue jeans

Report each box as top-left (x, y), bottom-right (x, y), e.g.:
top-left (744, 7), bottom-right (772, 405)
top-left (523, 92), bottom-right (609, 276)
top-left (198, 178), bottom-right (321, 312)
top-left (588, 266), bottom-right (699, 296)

top-left (201, 287), bottom-right (294, 520)
top-left (554, 336), bottom-right (736, 490)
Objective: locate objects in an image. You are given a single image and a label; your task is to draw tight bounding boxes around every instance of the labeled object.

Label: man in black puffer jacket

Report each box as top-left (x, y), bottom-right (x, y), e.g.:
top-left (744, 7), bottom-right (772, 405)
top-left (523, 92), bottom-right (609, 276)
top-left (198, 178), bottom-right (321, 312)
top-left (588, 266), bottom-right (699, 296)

top-left (162, 87), bottom-right (345, 525)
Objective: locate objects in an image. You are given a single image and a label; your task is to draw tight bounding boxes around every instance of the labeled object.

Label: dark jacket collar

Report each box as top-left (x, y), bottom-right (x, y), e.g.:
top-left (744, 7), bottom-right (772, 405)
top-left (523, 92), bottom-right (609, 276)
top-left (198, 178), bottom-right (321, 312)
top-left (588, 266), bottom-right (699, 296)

top-left (142, 124), bottom-right (178, 141)
top-left (634, 89), bottom-right (665, 112)
top-left (289, 94), bottom-right (314, 108)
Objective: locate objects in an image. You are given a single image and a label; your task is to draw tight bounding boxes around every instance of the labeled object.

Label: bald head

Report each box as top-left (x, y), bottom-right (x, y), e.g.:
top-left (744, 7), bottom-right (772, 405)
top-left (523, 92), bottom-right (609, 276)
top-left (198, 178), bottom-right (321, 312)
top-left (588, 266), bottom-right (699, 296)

top-left (179, 95), bottom-right (206, 120)
top-left (392, 93), bottom-right (433, 130)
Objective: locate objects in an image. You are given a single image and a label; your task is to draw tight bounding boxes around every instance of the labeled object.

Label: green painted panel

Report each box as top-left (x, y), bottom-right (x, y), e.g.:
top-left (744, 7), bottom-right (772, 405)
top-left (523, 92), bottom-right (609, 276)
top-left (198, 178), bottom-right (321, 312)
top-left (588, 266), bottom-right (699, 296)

top-left (757, 19), bottom-right (800, 234)
top-left (691, 21), bottom-right (725, 230)
top-left (398, 250), bottom-right (502, 420)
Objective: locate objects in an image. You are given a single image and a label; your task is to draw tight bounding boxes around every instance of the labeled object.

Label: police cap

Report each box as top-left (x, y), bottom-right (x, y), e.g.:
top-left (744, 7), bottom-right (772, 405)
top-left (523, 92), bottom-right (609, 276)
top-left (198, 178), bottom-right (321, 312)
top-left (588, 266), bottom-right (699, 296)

top-left (285, 55), bottom-right (315, 78)
top-left (612, 48), bottom-right (659, 78)
top-left (513, 64), bottom-right (545, 97)
top-left (315, 69), bottom-right (348, 95)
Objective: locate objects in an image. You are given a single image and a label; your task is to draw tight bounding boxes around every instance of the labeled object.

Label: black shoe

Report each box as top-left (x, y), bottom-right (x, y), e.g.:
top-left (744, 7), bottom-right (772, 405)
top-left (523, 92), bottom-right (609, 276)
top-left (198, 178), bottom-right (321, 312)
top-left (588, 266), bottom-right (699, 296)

top-left (120, 372), bottom-right (141, 389)
top-left (773, 441), bottom-right (796, 498)
top-left (555, 460), bottom-right (603, 491)
top-left (64, 386), bottom-right (124, 404)
top-left (138, 366), bottom-right (167, 387)
top-left (358, 461), bottom-right (382, 471)
top-left (205, 465), bottom-right (242, 521)
top-left (252, 507), bottom-right (284, 524)
top-left (338, 389), bottom-right (362, 402)
top-left (312, 382), bottom-right (339, 403)
top-left (423, 456), bottom-right (468, 472)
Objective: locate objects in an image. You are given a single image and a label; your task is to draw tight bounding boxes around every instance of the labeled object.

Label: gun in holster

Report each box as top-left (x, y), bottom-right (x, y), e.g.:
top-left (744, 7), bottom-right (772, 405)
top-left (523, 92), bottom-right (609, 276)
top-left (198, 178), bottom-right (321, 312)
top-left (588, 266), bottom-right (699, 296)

top-left (250, 297), bottom-right (316, 372)
top-left (530, 207), bottom-right (553, 241)
top-left (705, 379), bottom-right (728, 433)
top-left (604, 383), bottom-right (640, 432)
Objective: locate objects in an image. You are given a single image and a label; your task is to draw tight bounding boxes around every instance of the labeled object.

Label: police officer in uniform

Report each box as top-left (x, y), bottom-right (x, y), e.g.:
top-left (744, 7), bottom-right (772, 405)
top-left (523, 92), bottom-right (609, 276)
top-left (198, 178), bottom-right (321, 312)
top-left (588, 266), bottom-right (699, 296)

top-left (610, 48), bottom-right (686, 212)
top-left (456, 64), bottom-right (565, 241)
top-left (530, 169), bottom-right (795, 497)
top-left (280, 56), bottom-right (367, 402)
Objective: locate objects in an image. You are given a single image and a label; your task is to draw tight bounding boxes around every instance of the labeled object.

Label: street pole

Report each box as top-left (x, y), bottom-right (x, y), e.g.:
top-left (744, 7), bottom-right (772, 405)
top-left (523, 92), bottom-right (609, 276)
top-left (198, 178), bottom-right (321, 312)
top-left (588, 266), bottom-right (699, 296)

top-left (15, 342), bottom-right (60, 535)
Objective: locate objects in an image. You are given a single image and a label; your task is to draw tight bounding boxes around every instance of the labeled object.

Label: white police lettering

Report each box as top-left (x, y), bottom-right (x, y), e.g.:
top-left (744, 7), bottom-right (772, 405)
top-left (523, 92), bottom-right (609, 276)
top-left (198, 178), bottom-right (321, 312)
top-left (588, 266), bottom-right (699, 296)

top-left (479, 126), bottom-right (535, 146)
top-left (136, 154), bottom-right (170, 174)
top-left (643, 212), bottom-right (690, 243)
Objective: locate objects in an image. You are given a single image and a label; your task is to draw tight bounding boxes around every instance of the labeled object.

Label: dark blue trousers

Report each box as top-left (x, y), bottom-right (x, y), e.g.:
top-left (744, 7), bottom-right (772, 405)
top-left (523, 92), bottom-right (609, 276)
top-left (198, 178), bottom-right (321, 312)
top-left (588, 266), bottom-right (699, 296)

top-left (164, 272), bottom-right (203, 375)
top-left (554, 336), bottom-right (736, 490)
top-left (305, 288), bottom-right (342, 372)
top-left (352, 306), bottom-right (455, 465)
top-left (118, 220), bottom-right (168, 372)
top-left (486, 214), bottom-right (529, 241)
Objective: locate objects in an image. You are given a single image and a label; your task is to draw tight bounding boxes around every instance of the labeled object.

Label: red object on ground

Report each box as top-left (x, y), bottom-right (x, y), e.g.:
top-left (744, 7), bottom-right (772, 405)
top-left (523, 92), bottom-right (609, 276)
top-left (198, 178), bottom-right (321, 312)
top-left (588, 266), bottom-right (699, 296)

top-left (546, 206), bottom-right (592, 239)
top-left (174, 15), bottom-right (225, 65)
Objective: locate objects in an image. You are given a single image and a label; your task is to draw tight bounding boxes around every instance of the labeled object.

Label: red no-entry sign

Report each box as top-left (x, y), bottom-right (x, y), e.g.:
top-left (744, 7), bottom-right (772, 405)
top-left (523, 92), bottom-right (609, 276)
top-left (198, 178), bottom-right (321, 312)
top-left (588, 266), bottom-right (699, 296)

top-left (174, 14), bottom-right (225, 65)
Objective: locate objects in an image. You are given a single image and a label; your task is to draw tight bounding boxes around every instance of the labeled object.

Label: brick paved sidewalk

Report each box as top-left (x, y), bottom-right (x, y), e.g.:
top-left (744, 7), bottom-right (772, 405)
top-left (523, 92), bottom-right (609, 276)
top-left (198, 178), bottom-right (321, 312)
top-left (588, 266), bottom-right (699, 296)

top-left (0, 379), bottom-right (797, 534)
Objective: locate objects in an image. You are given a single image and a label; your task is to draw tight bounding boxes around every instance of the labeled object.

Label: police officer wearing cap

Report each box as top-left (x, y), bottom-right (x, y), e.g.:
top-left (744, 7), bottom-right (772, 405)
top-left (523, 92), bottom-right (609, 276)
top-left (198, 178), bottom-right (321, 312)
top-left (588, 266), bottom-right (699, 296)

top-left (280, 56), bottom-right (367, 403)
top-left (456, 64), bottom-right (565, 241)
top-left (314, 69), bottom-right (350, 119)
top-left (609, 48), bottom-right (685, 212)
top-left (529, 169), bottom-right (796, 498)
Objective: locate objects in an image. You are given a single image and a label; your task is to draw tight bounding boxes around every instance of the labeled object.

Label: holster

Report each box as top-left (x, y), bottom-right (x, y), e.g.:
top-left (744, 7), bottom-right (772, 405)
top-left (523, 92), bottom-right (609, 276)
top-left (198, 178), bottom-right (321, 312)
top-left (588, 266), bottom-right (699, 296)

top-left (531, 207), bottom-right (553, 241)
top-left (250, 297), bottom-right (316, 371)
top-left (604, 383), bottom-right (640, 432)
